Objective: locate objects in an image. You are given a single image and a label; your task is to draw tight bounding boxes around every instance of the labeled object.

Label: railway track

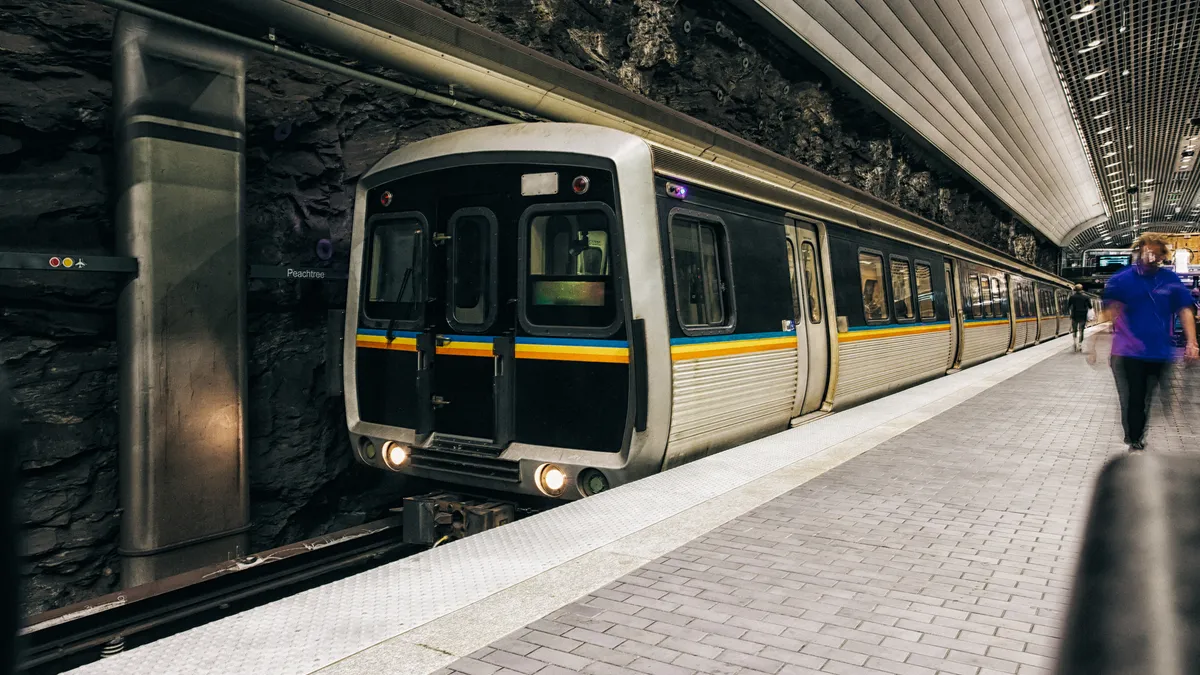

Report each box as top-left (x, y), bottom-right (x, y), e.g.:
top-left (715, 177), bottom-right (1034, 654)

top-left (19, 515), bottom-right (417, 674)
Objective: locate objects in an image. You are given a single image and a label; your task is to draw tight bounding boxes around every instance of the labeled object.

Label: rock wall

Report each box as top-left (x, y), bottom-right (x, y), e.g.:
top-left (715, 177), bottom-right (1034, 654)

top-left (2, 0), bottom-right (1055, 615)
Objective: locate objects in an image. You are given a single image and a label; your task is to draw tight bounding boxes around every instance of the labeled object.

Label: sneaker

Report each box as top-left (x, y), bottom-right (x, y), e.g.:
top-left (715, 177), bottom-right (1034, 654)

top-left (1130, 441), bottom-right (1146, 452)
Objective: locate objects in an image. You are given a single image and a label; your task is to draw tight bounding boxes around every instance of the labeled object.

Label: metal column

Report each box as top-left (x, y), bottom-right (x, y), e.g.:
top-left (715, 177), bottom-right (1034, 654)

top-left (113, 12), bottom-right (249, 586)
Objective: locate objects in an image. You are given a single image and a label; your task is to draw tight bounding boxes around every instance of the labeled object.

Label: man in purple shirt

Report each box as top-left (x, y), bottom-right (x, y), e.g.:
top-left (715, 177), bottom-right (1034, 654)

top-left (1088, 235), bottom-right (1198, 451)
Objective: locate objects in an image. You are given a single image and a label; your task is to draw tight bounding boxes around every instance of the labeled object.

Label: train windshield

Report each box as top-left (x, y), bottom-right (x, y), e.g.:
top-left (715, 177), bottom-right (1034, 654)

top-left (525, 209), bottom-right (617, 329)
top-left (365, 214), bottom-right (426, 322)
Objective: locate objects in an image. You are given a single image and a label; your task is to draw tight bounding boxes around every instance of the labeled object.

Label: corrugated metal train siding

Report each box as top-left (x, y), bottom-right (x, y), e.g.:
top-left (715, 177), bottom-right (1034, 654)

top-left (1014, 321), bottom-right (1036, 350)
top-left (1038, 318), bottom-right (1057, 342)
top-left (833, 330), bottom-right (951, 406)
top-left (961, 323), bottom-right (1011, 365)
top-left (665, 348), bottom-right (797, 462)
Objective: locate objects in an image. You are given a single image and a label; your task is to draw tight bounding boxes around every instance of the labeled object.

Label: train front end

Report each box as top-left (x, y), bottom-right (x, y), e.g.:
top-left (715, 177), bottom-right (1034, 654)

top-left (345, 124), bottom-right (668, 503)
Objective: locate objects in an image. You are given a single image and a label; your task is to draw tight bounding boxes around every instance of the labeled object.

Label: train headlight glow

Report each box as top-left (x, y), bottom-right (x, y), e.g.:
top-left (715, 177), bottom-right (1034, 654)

top-left (536, 464), bottom-right (567, 497)
top-left (382, 441), bottom-right (409, 470)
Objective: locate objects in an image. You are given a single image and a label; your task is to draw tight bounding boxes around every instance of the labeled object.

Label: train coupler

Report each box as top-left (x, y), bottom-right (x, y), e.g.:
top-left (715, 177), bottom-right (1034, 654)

top-left (400, 492), bottom-right (517, 546)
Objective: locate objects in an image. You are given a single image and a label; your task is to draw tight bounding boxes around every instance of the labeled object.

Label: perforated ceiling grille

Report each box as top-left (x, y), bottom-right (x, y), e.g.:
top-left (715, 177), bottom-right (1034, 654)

top-left (1036, 0), bottom-right (1200, 253)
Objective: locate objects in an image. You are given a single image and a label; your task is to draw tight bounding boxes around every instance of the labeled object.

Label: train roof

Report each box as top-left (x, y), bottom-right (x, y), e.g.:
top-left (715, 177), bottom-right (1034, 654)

top-left (361, 123), bottom-right (1072, 288)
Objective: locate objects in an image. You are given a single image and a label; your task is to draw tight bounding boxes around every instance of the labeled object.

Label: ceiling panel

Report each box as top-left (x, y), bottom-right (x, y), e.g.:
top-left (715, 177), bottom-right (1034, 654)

top-left (1035, 0), bottom-right (1200, 253)
top-left (737, 0), bottom-right (1106, 245)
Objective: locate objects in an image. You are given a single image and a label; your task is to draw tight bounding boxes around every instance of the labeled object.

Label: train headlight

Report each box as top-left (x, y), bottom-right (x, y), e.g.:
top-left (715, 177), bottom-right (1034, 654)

top-left (536, 464), bottom-right (567, 497)
top-left (360, 438), bottom-right (377, 461)
top-left (382, 441), bottom-right (409, 470)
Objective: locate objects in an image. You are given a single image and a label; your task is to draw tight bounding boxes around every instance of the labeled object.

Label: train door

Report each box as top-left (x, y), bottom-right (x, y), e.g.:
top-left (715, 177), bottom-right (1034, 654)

top-left (944, 260), bottom-right (962, 369)
top-left (784, 221), bottom-right (829, 416)
top-left (425, 207), bottom-right (503, 443)
top-left (1005, 275), bottom-right (1017, 352)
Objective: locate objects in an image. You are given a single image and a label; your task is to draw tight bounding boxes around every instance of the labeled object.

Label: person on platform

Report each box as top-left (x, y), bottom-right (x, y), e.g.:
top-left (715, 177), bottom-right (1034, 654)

top-left (1088, 235), bottom-right (1199, 451)
top-left (1066, 284), bottom-right (1091, 352)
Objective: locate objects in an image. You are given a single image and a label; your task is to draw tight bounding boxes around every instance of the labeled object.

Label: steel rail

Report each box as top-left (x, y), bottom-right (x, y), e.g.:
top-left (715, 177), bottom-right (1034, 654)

top-left (18, 516), bottom-right (414, 673)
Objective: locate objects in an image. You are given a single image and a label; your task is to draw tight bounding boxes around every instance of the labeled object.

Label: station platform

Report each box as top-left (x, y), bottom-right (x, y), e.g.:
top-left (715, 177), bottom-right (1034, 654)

top-left (68, 329), bottom-right (1199, 675)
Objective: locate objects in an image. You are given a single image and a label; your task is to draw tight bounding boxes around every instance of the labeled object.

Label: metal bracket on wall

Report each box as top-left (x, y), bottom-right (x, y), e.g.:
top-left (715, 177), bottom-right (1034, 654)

top-left (248, 265), bottom-right (348, 281)
top-left (0, 252), bottom-right (139, 275)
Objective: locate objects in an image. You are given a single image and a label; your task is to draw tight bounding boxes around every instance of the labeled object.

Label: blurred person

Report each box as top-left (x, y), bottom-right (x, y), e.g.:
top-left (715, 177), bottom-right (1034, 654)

top-left (0, 370), bottom-right (17, 675)
top-left (1088, 235), bottom-right (1199, 451)
top-left (1066, 284), bottom-right (1091, 352)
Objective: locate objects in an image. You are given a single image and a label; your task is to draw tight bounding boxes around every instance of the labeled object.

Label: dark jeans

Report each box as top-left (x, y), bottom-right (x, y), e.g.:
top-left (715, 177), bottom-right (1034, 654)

top-left (1072, 317), bottom-right (1087, 344)
top-left (1111, 356), bottom-right (1169, 445)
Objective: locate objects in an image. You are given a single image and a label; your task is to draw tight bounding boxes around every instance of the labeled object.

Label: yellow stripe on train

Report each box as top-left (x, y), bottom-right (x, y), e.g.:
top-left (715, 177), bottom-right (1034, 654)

top-left (838, 324), bottom-right (950, 343)
top-left (515, 344), bottom-right (629, 364)
top-left (355, 335), bottom-right (417, 351)
top-left (670, 336), bottom-right (796, 362)
top-left (966, 319), bottom-right (1010, 328)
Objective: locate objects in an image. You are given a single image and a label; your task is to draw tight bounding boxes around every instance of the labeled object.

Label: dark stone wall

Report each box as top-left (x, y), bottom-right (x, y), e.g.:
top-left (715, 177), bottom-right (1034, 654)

top-left (2, 0), bottom-right (1056, 615)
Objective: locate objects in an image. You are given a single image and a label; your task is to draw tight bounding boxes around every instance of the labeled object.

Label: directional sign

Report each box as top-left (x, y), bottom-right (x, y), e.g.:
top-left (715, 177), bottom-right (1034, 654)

top-left (0, 252), bottom-right (138, 274)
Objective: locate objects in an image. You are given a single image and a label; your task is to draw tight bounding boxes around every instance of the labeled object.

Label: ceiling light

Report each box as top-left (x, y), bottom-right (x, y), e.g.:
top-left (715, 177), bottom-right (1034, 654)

top-left (1094, 111), bottom-right (1112, 119)
top-left (1079, 44), bottom-right (1100, 54)
top-left (1089, 92), bottom-right (1110, 101)
top-left (1128, 145), bottom-right (1134, 149)
top-left (1100, 140), bottom-right (1114, 147)
top-left (1098, 127), bottom-right (1114, 134)
top-left (1085, 69), bottom-right (1108, 80)
top-left (1107, 171), bottom-right (1122, 176)
top-left (1104, 151), bottom-right (1117, 157)
top-left (1144, 179), bottom-right (1155, 183)
top-left (1070, 4), bottom-right (1097, 20)
top-left (1105, 162), bottom-right (1121, 168)
top-left (1122, 69), bottom-right (1131, 75)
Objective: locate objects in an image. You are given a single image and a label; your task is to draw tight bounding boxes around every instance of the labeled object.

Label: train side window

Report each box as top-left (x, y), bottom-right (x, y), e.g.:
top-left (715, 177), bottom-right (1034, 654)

top-left (785, 240), bottom-right (802, 322)
top-left (365, 212), bottom-right (427, 324)
top-left (858, 251), bottom-right (889, 323)
top-left (447, 208), bottom-right (498, 331)
top-left (979, 277), bottom-right (994, 318)
top-left (968, 274), bottom-right (983, 319)
top-left (989, 277), bottom-right (1004, 318)
top-left (801, 242), bottom-right (823, 324)
top-left (669, 211), bottom-right (734, 333)
top-left (521, 204), bottom-right (619, 333)
top-left (915, 262), bottom-right (935, 321)
top-left (890, 257), bottom-right (915, 321)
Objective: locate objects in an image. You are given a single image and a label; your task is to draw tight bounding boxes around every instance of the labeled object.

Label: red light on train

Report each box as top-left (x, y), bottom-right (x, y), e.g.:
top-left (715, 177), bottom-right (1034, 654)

top-left (380, 191), bottom-right (393, 207)
top-left (572, 175), bottom-right (590, 195)
top-left (48, 257), bottom-right (61, 268)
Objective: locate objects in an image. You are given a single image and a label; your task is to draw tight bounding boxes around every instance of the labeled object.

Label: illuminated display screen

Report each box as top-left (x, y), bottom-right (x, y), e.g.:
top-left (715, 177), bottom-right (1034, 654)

top-left (1098, 255), bottom-right (1130, 267)
top-left (533, 280), bottom-right (605, 306)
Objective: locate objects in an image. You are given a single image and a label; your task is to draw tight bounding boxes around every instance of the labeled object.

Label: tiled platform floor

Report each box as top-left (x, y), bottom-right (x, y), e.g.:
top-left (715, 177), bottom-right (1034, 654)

top-left (440, 343), bottom-right (1200, 675)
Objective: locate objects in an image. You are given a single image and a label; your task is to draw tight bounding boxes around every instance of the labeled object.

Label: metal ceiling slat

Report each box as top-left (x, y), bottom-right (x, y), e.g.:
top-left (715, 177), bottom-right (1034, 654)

top-left (870, 0), bottom-right (1080, 227)
top-left (744, 0), bottom-right (1106, 245)
top-left (769, 0), bottom-right (1049, 223)
top-left (952, 0), bottom-right (1083, 225)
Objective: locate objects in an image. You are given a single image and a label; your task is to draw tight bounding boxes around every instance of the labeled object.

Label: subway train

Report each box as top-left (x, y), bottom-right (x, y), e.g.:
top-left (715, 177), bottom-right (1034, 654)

top-left (344, 123), bottom-right (1085, 502)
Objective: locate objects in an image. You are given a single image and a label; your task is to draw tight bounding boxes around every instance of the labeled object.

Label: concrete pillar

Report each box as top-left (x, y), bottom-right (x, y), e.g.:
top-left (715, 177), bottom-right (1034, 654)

top-left (113, 12), bottom-right (249, 586)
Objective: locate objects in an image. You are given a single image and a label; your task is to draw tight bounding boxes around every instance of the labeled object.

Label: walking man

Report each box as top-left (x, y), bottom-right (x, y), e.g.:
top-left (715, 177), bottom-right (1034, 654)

top-left (1067, 284), bottom-right (1091, 351)
top-left (1088, 235), bottom-right (1199, 451)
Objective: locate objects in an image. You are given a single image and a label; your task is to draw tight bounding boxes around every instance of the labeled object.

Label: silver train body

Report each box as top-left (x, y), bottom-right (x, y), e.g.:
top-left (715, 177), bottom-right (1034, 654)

top-left (344, 124), bottom-right (1078, 501)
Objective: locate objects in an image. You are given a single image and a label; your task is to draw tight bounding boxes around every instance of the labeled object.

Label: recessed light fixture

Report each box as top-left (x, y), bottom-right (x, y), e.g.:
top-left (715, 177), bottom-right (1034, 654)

top-left (1098, 127), bottom-right (1114, 134)
top-left (1070, 3), bottom-right (1097, 20)
top-left (1094, 110), bottom-right (1112, 119)
top-left (1107, 171), bottom-right (1122, 176)
top-left (1085, 69), bottom-right (1108, 80)
top-left (1128, 144), bottom-right (1134, 149)
top-left (1105, 162), bottom-right (1122, 168)
top-left (1144, 179), bottom-right (1155, 183)
top-left (1100, 140), bottom-right (1114, 147)
top-left (1122, 69), bottom-right (1131, 75)
top-left (1079, 44), bottom-right (1100, 54)
top-left (1104, 151), bottom-right (1117, 157)
top-left (1089, 92), bottom-right (1110, 101)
